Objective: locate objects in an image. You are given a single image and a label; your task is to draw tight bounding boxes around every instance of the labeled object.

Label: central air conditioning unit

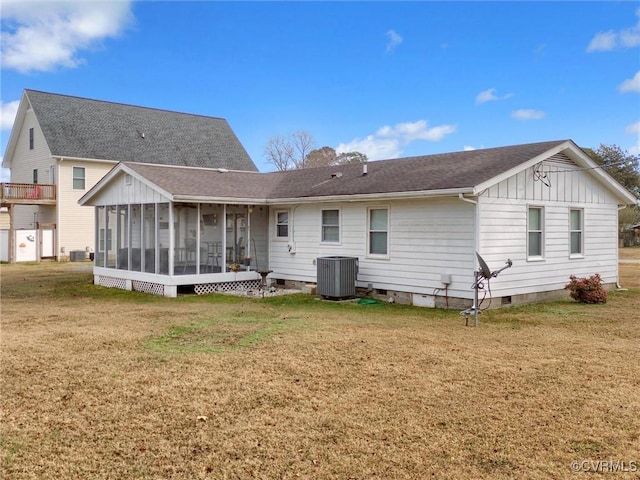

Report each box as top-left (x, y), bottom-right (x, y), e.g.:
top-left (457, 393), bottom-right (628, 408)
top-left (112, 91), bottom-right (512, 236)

top-left (69, 250), bottom-right (86, 262)
top-left (316, 256), bottom-right (358, 299)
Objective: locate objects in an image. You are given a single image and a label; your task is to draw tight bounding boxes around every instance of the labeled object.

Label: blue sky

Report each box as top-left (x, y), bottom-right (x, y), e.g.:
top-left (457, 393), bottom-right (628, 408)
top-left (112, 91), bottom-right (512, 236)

top-left (1, 1), bottom-right (639, 181)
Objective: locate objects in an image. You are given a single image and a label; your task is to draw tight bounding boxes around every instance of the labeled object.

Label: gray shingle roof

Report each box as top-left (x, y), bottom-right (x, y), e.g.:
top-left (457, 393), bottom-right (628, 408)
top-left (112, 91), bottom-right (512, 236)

top-left (123, 140), bottom-right (570, 200)
top-left (26, 90), bottom-right (257, 171)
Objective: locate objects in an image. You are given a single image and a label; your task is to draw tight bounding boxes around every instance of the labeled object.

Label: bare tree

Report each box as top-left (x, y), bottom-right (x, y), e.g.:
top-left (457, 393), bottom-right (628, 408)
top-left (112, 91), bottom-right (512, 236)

top-left (264, 131), bottom-right (315, 171)
top-left (290, 131), bottom-right (315, 169)
top-left (264, 132), bottom-right (367, 170)
top-left (263, 135), bottom-right (294, 171)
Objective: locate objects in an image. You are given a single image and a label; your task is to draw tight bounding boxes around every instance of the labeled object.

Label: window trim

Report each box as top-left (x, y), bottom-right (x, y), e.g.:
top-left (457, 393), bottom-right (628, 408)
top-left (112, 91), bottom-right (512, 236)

top-left (29, 127), bottom-right (34, 150)
top-left (321, 208), bottom-right (340, 244)
top-left (72, 166), bottom-right (86, 190)
top-left (569, 208), bottom-right (584, 258)
top-left (32, 169), bottom-right (38, 184)
top-left (367, 206), bottom-right (389, 258)
top-left (275, 209), bottom-right (289, 240)
top-left (527, 205), bottom-right (544, 260)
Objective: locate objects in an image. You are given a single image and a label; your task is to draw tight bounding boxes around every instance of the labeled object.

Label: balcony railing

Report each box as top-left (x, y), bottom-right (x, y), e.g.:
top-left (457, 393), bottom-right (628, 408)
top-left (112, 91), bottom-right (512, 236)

top-left (1, 183), bottom-right (56, 205)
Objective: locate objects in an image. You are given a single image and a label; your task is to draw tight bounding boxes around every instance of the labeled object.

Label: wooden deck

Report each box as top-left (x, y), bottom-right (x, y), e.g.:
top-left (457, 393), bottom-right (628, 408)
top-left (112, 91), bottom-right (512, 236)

top-left (1, 183), bottom-right (56, 206)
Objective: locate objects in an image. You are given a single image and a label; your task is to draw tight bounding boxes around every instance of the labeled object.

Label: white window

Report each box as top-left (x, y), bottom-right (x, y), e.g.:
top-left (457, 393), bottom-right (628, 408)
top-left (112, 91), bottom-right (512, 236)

top-left (570, 209), bottom-right (583, 256)
top-left (368, 207), bottom-right (388, 256)
top-left (276, 210), bottom-right (289, 238)
top-left (527, 206), bottom-right (544, 258)
top-left (321, 209), bottom-right (340, 242)
top-left (72, 167), bottom-right (86, 190)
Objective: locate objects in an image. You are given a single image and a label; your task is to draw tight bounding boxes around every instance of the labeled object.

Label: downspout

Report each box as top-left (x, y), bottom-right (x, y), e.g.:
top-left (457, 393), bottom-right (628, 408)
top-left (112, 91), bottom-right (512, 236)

top-left (458, 192), bottom-right (478, 251)
top-left (616, 204), bottom-right (627, 289)
top-left (288, 205), bottom-right (299, 254)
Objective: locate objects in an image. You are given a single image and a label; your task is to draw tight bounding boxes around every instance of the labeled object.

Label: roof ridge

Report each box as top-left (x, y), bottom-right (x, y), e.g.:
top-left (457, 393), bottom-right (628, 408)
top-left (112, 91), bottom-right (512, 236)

top-left (25, 89), bottom-right (227, 121)
top-left (126, 162), bottom-right (265, 174)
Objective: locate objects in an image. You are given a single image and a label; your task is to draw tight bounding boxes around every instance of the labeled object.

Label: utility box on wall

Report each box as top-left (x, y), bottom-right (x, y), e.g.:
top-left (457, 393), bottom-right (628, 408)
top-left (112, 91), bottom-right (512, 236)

top-left (316, 256), bottom-right (358, 299)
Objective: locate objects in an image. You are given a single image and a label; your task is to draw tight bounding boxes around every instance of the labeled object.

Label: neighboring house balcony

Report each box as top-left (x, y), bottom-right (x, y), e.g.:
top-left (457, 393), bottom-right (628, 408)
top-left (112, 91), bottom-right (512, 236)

top-left (0, 183), bottom-right (56, 206)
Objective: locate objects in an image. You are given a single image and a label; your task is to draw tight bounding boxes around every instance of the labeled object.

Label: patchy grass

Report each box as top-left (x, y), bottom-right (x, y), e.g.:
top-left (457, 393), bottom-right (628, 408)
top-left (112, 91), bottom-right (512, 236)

top-left (1, 255), bottom-right (639, 479)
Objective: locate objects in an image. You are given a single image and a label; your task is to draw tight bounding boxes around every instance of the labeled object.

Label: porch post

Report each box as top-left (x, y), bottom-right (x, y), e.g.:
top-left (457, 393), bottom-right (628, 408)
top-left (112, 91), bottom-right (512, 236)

top-left (8, 205), bottom-right (14, 264)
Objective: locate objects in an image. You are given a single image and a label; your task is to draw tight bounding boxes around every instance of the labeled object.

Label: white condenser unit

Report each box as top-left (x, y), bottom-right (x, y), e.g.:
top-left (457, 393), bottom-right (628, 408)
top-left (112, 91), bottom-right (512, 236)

top-left (316, 256), bottom-right (358, 299)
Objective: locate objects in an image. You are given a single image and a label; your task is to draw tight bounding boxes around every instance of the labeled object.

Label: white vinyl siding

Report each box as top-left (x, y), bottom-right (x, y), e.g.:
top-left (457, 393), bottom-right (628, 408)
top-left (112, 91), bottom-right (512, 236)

top-left (479, 158), bottom-right (621, 298)
top-left (268, 198), bottom-right (476, 299)
top-left (57, 161), bottom-right (114, 257)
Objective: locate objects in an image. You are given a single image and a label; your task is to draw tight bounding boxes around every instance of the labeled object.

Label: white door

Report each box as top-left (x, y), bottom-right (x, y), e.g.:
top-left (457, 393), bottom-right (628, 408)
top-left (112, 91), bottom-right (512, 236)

top-left (42, 228), bottom-right (54, 257)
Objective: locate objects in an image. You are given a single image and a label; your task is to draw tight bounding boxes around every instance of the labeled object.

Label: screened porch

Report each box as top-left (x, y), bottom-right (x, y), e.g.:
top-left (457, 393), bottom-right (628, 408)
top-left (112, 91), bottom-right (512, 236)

top-left (94, 201), bottom-right (269, 278)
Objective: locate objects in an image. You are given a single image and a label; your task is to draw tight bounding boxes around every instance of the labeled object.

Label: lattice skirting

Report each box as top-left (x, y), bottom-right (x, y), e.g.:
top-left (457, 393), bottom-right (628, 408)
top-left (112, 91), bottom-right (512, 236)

top-left (194, 279), bottom-right (262, 295)
top-left (96, 275), bottom-right (127, 290)
top-left (132, 280), bottom-right (165, 296)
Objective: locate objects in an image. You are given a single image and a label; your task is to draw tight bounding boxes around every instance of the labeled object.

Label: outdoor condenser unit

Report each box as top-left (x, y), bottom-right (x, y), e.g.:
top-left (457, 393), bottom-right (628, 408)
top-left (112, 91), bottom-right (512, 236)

top-left (316, 256), bottom-right (358, 299)
top-left (69, 250), bottom-right (86, 262)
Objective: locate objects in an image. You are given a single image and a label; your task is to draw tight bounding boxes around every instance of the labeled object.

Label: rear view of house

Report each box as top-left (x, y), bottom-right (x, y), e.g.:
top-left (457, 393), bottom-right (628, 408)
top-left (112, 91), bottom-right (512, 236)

top-left (1, 90), bottom-right (256, 262)
top-left (80, 140), bottom-right (637, 308)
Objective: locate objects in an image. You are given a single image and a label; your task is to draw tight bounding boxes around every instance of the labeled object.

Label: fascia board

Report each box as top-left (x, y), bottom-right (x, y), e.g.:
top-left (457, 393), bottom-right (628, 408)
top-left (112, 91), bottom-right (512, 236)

top-left (562, 144), bottom-right (638, 204)
top-left (2, 93), bottom-right (31, 168)
top-left (172, 195), bottom-right (269, 204)
top-left (57, 155), bottom-right (119, 165)
top-left (79, 163), bottom-right (173, 205)
top-left (265, 187), bottom-right (474, 205)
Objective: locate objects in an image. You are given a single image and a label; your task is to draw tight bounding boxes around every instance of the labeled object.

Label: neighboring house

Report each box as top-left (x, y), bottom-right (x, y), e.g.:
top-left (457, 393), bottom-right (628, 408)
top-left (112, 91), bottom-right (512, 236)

top-left (79, 139), bottom-right (637, 308)
top-left (0, 89), bottom-right (256, 262)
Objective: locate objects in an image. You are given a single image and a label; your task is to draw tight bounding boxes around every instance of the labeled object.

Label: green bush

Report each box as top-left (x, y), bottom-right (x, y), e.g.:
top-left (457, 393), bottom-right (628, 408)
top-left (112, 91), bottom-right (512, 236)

top-left (565, 274), bottom-right (608, 304)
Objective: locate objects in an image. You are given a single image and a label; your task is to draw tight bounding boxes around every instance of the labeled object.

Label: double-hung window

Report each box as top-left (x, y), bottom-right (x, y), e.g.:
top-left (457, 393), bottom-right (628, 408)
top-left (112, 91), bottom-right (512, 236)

top-left (569, 209), bottom-right (583, 256)
top-left (527, 206), bottom-right (544, 258)
top-left (368, 207), bottom-right (388, 256)
top-left (72, 166), bottom-right (86, 190)
top-left (321, 209), bottom-right (340, 243)
top-left (276, 210), bottom-right (289, 238)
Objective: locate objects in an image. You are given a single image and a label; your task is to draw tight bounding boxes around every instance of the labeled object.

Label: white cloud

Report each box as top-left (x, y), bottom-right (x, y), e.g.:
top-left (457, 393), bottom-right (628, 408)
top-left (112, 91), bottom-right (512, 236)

top-left (587, 31), bottom-right (618, 52)
top-left (475, 88), bottom-right (514, 105)
top-left (463, 145), bottom-right (476, 151)
top-left (336, 120), bottom-right (456, 160)
top-left (625, 121), bottom-right (640, 155)
top-left (386, 29), bottom-right (403, 53)
top-left (0, 100), bottom-right (20, 130)
top-left (587, 9), bottom-right (640, 52)
top-left (511, 109), bottom-right (545, 120)
top-left (619, 71), bottom-right (640, 93)
top-left (1, 1), bottom-right (133, 73)
top-left (626, 121), bottom-right (640, 136)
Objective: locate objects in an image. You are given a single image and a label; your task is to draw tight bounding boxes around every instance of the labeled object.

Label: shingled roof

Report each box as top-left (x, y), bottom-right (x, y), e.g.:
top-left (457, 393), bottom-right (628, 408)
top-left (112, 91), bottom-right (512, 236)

top-left (24, 90), bottom-right (257, 171)
top-left (108, 140), bottom-right (573, 203)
